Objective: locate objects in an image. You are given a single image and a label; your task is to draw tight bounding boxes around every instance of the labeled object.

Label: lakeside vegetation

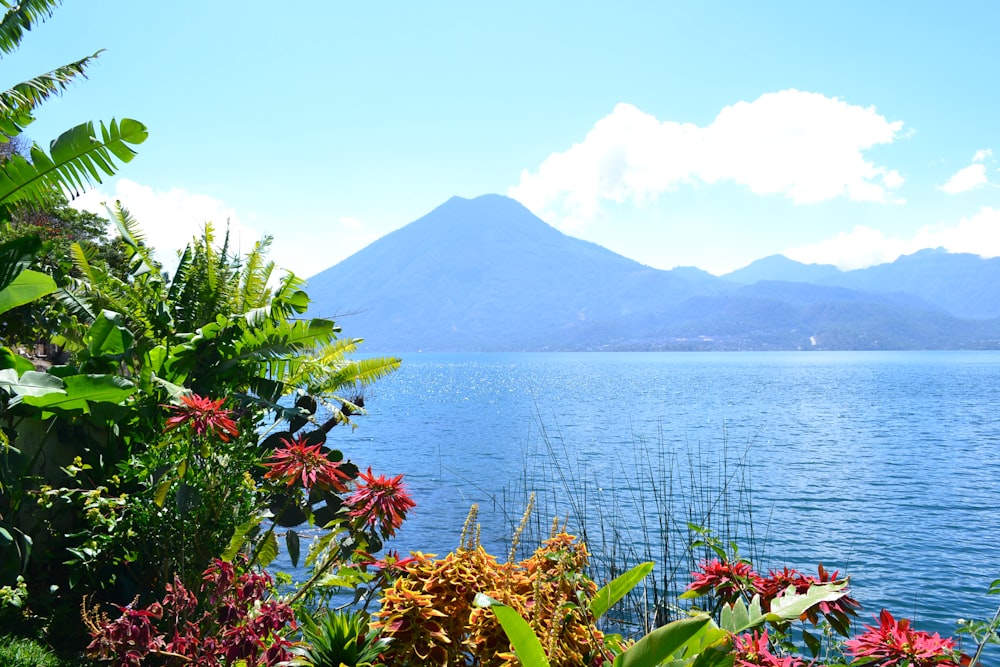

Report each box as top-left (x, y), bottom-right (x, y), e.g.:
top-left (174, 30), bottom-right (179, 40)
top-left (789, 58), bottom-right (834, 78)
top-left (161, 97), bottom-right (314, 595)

top-left (2, 3), bottom-right (999, 666)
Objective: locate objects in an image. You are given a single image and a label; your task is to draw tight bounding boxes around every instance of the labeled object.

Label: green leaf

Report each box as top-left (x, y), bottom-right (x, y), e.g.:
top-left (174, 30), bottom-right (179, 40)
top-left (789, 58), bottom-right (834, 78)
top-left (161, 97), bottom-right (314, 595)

top-left (86, 310), bottom-right (133, 357)
top-left (719, 595), bottom-right (764, 634)
top-left (286, 529), bottom-right (301, 568)
top-left (802, 628), bottom-right (821, 658)
top-left (153, 478), bottom-right (172, 508)
top-left (591, 561), bottom-right (654, 620)
top-left (21, 373), bottom-right (134, 414)
top-left (474, 594), bottom-right (550, 667)
top-left (222, 517), bottom-right (262, 562)
top-left (0, 370), bottom-right (65, 397)
top-left (0, 235), bottom-right (42, 291)
top-left (613, 615), bottom-right (714, 667)
top-left (256, 529), bottom-right (279, 568)
top-left (0, 118), bottom-right (147, 204)
top-left (0, 1), bottom-right (62, 55)
top-left (766, 582), bottom-right (847, 623)
top-left (0, 268), bottom-right (57, 315)
top-left (0, 347), bottom-right (33, 374)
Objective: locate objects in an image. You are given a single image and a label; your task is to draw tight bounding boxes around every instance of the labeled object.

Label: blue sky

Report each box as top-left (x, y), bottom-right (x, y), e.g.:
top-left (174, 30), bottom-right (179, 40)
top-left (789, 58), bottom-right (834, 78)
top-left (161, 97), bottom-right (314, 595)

top-left (11, 2), bottom-right (1000, 277)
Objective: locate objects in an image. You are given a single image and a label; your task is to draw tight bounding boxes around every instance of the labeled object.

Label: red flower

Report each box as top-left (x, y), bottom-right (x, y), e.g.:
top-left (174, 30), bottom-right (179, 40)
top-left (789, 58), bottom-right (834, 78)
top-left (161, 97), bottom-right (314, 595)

top-left (756, 564), bottom-right (860, 632)
top-left (163, 393), bottom-right (239, 442)
top-left (355, 549), bottom-right (417, 573)
top-left (733, 631), bottom-right (804, 667)
top-left (346, 468), bottom-right (416, 537)
top-left (688, 558), bottom-right (758, 602)
top-left (845, 609), bottom-right (964, 667)
top-left (263, 436), bottom-right (350, 492)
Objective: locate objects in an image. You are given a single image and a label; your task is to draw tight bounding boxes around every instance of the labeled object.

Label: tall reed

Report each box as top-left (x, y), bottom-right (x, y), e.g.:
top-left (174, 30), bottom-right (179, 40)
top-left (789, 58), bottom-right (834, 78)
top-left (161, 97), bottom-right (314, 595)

top-left (492, 419), bottom-right (763, 637)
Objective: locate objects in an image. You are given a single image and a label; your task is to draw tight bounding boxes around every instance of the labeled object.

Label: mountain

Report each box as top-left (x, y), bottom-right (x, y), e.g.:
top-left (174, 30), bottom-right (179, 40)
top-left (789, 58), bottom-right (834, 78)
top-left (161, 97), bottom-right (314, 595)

top-left (306, 194), bottom-right (726, 350)
top-left (725, 249), bottom-right (1000, 319)
top-left (725, 254), bottom-right (842, 285)
top-left (306, 194), bottom-right (1000, 351)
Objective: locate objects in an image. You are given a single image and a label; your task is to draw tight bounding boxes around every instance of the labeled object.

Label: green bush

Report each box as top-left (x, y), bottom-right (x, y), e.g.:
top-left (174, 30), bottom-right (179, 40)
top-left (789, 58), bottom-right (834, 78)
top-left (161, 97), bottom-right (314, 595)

top-left (0, 634), bottom-right (61, 667)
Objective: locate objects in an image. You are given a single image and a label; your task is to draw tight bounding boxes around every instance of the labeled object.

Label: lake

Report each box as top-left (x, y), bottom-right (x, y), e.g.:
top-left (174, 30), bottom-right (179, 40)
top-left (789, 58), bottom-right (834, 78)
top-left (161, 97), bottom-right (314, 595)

top-left (297, 351), bottom-right (1000, 642)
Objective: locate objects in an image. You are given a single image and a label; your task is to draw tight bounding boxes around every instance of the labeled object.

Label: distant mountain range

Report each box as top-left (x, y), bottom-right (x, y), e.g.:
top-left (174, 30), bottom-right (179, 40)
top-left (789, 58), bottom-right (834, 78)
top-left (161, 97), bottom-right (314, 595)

top-left (305, 194), bottom-right (1000, 351)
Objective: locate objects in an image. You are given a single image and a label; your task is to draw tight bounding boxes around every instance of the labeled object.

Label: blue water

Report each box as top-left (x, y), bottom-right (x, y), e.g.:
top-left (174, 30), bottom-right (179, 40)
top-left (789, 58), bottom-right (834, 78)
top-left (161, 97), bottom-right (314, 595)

top-left (300, 351), bottom-right (1000, 643)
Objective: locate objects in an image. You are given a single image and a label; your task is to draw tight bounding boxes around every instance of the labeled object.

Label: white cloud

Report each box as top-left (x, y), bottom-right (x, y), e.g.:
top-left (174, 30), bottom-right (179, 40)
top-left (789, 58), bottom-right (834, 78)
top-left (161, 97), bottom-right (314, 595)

top-left (71, 178), bottom-right (260, 272)
top-left (939, 148), bottom-right (993, 194)
top-left (785, 226), bottom-right (910, 270)
top-left (940, 163), bottom-right (988, 194)
top-left (338, 216), bottom-right (365, 231)
top-left (785, 206), bottom-right (1000, 269)
top-left (509, 90), bottom-right (906, 226)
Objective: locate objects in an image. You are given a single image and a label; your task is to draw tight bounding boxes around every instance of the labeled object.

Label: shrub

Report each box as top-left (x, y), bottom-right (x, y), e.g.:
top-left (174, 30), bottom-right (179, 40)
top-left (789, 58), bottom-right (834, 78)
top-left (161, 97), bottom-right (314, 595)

top-left (374, 522), bottom-right (605, 666)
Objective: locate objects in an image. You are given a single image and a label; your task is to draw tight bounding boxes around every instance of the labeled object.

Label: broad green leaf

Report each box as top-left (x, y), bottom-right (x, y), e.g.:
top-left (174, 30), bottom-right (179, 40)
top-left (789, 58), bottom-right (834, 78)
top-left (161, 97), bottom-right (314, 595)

top-left (0, 118), bottom-right (147, 204)
top-left (719, 595), bottom-right (763, 633)
top-left (153, 478), bottom-right (172, 508)
top-left (614, 615), bottom-right (713, 667)
top-left (222, 517), bottom-right (262, 562)
top-left (802, 628), bottom-right (821, 657)
top-left (151, 374), bottom-right (189, 400)
top-left (0, 235), bottom-right (42, 291)
top-left (766, 582), bottom-right (847, 623)
top-left (21, 373), bottom-right (134, 414)
top-left (286, 289), bottom-right (309, 314)
top-left (591, 561), bottom-right (654, 620)
top-left (86, 310), bottom-right (133, 357)
top-left (256, 529), bottom-right (279, 568)
top-left (286, 529), bottom-right (301, 568)
top-left (0, 347), bottom-right (34, 374)
top-left (0, 370), bottom-right (65, 398)
top-left (0, 268), bottom-right (56, 315)
top-left (474, 594), bottom-right (549, 667)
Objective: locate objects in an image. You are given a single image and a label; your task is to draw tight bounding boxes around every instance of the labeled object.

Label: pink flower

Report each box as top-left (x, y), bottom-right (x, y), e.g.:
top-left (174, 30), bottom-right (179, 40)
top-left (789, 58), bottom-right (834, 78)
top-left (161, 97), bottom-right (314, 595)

top-left (733, 631), bottom-right (804, 667)
top-left (263, 436), bottom-right (350, 492)
top-left (845, 609), bottom-right (964, 667)
top-left (163, 393), bottom-right (239, 442)
top-left (346, 468), bottom-right (416, 537)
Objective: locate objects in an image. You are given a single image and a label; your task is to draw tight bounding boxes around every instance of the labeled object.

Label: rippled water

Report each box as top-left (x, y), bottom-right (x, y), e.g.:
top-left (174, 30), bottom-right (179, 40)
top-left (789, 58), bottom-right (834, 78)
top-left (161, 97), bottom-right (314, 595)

top-left (295, 351), bottom-right (1000, 641)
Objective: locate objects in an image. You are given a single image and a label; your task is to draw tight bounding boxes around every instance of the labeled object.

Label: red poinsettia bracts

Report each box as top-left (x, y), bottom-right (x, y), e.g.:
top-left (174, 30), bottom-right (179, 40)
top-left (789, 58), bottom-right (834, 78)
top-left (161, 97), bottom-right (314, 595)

top-left (688, 558), bottom-right (758, 602)
top-left (845, 609), bottom-right (965, 667)
top-left (755, 563), bottom-right (860, 631)
top-left (733, 631), bottom-right (804, 667)
top-left (346, 467), bottom-right (416, 538)
top-left (263, 436), bottom-right (350, 492)
top-left (163, 393), bottom-right (240, 442)
top-left (355, 549), bottom-right (417, 574)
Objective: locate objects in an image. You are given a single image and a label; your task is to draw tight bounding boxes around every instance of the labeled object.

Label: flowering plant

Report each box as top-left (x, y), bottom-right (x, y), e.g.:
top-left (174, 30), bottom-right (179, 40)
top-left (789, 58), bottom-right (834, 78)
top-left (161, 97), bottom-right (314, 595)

top-left (85, 558), bottom-right (297, 667)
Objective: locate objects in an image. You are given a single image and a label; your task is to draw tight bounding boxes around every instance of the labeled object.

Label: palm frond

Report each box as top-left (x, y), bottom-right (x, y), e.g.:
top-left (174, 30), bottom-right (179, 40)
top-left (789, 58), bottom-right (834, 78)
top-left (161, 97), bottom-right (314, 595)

top-left (107, 200), bottom-right (156, 277)
top-left (0, 53), bottom-right (98, 133)
top-left (237, 236), bottom-right (275, 312)
top-left (0, 0), bottom-right (61, 55)
top-left (165, 245), bottom-right (193, 303)
top-left (309, 353), bottom-right (401, 396)
top-left (0, 118), bottom-right (147, 204)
